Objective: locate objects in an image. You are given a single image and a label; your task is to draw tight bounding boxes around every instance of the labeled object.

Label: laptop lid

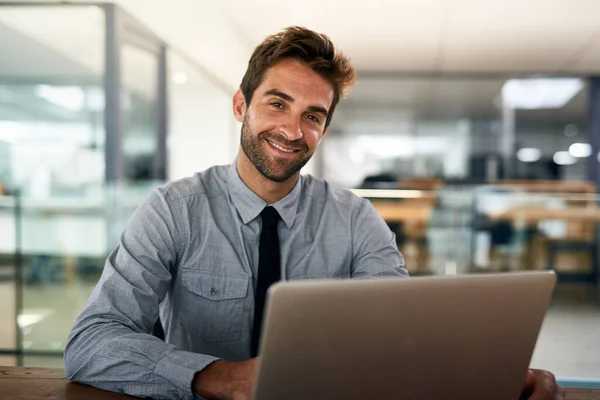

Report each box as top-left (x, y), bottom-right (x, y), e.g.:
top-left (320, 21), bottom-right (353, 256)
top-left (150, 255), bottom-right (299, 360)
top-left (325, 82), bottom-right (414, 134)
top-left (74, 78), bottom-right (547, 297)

top-left (253, 271), bottom-right (556, 400)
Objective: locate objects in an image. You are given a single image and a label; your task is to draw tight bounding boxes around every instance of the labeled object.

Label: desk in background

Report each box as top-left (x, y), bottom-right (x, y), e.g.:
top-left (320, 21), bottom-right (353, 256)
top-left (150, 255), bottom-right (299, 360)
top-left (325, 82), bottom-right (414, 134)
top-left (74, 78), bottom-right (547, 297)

top-left (489, 206), bottom-right (600, 223)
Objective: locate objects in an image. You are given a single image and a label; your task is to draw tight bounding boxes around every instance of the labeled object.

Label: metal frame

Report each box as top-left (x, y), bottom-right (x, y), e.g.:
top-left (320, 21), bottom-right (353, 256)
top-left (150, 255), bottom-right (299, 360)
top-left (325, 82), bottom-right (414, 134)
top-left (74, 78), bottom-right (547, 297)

top-left (105, 3), bottom-right (168, 182)
top-left (104, 4), bottom-right (122, 182)
top-left (14, 191), bottom-right (23, 366)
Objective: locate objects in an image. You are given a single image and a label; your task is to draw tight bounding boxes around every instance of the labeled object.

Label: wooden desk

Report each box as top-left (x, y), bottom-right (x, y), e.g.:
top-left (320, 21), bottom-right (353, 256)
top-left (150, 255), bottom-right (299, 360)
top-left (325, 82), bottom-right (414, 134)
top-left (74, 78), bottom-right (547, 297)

top-left (370, 201), bottom-right (433, 223)
top-left (0, 367), bottom-right (134, 399)
top-left (1, 367), bottom-right (599, 400)
top-left (490, 206), bottom-right (600, 223)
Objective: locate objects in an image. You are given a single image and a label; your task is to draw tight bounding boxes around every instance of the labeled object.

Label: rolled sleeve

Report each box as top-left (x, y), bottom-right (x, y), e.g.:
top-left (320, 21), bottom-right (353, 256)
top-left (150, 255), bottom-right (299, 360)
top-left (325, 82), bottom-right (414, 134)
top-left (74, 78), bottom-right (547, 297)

top-left (155, 350), bottom-right (220, 396)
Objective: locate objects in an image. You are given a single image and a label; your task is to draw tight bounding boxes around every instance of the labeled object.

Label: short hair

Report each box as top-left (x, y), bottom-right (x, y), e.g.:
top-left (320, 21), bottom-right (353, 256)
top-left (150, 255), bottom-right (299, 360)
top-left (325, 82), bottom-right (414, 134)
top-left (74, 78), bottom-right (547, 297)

top-left (240, 26), bottom-right (356, 128)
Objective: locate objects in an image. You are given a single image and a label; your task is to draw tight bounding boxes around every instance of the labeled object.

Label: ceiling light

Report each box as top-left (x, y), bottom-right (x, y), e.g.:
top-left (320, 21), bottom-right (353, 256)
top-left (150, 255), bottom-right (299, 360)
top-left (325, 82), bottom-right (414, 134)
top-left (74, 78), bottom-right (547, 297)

top-left (553, 151), bottom-right (576, 165)
top-left (569, 143), bottom-right (591, 158)
top-left (172, 72), bottom-right (188, 85)
top-left (516, 148), bottom-right (541, 163)
top-left (502, 78), bottom-right (584, 109)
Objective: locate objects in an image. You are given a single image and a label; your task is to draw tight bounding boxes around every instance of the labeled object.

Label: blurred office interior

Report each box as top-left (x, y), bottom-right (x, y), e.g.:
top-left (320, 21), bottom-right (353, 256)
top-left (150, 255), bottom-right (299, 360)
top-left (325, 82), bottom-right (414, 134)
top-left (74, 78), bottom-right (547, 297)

top-left (0, 0), bottom-right (599, 384)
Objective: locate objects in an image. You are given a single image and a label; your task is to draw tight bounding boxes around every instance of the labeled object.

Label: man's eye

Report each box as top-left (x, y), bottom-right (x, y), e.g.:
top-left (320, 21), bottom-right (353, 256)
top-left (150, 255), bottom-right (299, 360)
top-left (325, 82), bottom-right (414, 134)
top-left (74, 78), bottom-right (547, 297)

top-left (306, 115), bottom-right (320, 123)
top-left (271, 102), bottom-right (284, 109)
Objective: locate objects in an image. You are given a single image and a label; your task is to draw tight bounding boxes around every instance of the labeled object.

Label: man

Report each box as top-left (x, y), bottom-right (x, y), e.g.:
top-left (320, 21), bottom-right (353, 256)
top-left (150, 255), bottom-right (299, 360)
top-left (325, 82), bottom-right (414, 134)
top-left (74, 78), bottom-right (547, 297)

top-left (65, 27), bottom-right (564, 400)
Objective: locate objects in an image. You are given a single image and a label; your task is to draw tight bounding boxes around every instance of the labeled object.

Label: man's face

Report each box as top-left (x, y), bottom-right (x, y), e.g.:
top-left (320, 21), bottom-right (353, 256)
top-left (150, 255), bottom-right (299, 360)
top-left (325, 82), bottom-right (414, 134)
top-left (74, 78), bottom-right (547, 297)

top-left (235, 59), bottom-right (334, 182)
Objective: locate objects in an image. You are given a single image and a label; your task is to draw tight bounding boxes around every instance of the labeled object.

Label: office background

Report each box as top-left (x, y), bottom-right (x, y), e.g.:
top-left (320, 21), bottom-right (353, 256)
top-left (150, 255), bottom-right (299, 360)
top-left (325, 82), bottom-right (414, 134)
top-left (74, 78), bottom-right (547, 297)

top-left (0, 0), bottom-right (599, 384)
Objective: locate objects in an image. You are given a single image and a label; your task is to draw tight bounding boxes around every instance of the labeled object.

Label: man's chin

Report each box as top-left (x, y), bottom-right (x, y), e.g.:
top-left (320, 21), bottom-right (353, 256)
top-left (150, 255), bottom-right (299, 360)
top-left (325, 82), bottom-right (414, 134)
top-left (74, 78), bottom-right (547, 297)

top-left (258, 164), bottom-right (299, 183)
top-left (260, 170), bottom-right (297, 183)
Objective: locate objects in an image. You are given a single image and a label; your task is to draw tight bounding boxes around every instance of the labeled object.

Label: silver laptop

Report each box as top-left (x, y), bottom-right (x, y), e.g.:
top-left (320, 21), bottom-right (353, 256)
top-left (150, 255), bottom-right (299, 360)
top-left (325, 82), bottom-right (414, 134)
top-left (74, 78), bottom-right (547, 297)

top-left (252, 271), bottom-right (556, 400)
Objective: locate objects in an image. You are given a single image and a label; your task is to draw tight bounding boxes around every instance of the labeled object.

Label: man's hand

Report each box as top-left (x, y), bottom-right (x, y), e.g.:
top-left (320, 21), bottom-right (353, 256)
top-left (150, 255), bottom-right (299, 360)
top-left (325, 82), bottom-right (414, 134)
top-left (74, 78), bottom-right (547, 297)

top-left (193, 358), bottom-right (259, 400)
top-left (520, 369), bottom-right (566, 400)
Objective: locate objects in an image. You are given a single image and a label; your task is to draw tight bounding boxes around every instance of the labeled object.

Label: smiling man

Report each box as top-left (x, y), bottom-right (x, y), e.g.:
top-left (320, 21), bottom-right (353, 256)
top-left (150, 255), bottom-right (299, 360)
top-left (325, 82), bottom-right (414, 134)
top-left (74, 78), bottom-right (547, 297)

top-left (64, 27), bottom-right (564, 400)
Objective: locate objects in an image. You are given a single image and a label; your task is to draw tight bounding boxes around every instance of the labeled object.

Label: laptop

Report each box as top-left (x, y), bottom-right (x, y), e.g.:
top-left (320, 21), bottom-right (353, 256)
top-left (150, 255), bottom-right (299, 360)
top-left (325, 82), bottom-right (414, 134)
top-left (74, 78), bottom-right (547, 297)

top-left (252, 271), bottom-right (556, 400)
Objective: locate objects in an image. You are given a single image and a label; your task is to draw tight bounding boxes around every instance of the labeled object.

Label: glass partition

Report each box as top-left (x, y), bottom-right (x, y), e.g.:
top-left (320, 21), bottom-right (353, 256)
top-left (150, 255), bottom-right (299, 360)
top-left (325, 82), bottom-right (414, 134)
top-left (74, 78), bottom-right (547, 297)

top-left (0, 2), bottom-right (166, 367)
top-left (0, 3), bottom-right (106, 367)
top-left (16, 183), bottom-right (161, 364)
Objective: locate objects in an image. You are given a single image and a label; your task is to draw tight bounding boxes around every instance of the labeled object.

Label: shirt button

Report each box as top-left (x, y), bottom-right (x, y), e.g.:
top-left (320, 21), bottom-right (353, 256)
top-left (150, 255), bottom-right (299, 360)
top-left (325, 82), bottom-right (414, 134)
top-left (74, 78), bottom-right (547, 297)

top-left (210, 287), bottom-right (218, 296)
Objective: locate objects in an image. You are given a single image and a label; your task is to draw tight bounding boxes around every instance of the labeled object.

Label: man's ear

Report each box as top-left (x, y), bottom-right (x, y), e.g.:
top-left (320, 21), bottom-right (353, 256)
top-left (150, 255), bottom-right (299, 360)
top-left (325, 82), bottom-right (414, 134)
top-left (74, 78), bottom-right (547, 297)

top-left (318, 127), bottom-right (329, 143)
top-left (233, 89), bottom-right (247, 123)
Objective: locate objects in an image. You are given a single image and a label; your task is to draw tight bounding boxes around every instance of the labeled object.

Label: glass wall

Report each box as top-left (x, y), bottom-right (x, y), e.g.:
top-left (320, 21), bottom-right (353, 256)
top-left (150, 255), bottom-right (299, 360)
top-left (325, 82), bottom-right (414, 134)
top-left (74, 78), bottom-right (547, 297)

top-left (0, 4), bottom-right (106, 366)
top-left (0, 3), bottom-right (236, 367)
top-left (0, 5), bottom-right (105, 196)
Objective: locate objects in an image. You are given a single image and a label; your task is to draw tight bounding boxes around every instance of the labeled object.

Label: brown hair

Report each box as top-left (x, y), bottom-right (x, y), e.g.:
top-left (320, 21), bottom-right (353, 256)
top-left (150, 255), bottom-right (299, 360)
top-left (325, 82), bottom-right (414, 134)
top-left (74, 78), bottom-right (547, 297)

top-left (240, 26), bottom-right (356, 128)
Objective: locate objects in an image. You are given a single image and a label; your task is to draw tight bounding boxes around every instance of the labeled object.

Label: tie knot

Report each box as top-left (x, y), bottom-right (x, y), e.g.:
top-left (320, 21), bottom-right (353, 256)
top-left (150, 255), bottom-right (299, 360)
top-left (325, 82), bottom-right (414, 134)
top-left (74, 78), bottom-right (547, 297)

top-left (261, 206), bottom-right (280, 228)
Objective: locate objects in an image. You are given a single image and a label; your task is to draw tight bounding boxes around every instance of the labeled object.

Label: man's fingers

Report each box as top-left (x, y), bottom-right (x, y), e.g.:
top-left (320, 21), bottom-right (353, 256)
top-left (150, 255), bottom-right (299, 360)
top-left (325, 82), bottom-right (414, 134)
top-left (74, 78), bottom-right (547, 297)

top-left (527, 369), bottom-right (563, 400)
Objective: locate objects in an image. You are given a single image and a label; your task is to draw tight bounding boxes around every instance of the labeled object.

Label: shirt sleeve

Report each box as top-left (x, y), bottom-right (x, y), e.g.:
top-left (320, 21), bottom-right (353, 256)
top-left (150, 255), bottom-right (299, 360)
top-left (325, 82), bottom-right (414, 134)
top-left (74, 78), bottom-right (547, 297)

top-left (64, 188), bottom-right (219, 400)
top-left (350, 198), bottom-right (409, 279)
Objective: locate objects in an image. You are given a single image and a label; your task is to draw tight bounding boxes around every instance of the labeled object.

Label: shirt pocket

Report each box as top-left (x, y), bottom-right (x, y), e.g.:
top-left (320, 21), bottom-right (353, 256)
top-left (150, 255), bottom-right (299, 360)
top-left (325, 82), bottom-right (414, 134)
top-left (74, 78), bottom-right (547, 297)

top-left (181, 269), bottom-right (249, 342)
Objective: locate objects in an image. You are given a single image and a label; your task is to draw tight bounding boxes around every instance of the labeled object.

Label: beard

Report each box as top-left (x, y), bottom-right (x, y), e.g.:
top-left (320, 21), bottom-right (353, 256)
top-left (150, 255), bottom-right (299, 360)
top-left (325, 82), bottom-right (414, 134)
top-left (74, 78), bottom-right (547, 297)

top-left (240, 115), bottom-right (313, 183)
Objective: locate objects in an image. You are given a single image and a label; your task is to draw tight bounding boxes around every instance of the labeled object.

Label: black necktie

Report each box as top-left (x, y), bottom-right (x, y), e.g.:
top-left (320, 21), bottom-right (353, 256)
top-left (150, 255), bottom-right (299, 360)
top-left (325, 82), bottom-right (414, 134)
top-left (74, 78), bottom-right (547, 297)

top-left (251, 206), bottom-right (281, 357)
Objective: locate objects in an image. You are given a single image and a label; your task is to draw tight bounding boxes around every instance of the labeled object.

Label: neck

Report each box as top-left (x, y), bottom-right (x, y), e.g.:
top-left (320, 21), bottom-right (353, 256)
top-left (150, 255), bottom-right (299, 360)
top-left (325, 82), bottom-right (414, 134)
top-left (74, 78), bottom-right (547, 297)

top-left (236, 149), bottom-right (299, 204)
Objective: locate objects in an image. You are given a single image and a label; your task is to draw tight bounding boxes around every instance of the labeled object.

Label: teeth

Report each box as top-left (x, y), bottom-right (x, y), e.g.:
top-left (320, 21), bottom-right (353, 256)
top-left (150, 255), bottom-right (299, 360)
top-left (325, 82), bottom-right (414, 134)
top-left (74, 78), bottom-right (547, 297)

top-left (268, 139), bottom-right (295, 153)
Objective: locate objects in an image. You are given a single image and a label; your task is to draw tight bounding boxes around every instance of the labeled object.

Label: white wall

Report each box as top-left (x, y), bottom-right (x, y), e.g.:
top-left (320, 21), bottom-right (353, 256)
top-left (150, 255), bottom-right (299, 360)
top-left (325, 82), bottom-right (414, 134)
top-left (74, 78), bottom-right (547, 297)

top-left (167, 54), bottom-right (239, 181)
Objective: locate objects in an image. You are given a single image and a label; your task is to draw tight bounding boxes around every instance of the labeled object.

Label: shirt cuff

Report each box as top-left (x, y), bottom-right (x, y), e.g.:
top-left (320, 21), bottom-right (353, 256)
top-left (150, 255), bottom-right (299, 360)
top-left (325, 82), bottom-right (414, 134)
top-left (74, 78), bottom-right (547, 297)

top-left (154, 349), bottom-right (220, 398)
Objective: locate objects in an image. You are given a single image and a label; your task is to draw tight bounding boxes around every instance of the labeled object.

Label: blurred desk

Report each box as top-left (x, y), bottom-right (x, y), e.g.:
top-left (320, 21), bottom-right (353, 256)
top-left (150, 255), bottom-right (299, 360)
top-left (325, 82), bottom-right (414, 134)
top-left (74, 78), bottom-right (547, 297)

top-left (486, 206), bottom-right (599, 282)
top-left (370, 201), bottom-right (433, 223)
top-left (489, 206), bottom-right (600, 223)
top-left (1, 367), bottom-right (599, 399)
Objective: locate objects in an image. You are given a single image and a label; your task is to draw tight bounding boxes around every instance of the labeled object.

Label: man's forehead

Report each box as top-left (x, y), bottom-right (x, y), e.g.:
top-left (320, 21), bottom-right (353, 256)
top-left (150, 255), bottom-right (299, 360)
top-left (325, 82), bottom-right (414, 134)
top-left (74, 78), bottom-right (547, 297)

top-left (259, 61), bottom-right (334, 104)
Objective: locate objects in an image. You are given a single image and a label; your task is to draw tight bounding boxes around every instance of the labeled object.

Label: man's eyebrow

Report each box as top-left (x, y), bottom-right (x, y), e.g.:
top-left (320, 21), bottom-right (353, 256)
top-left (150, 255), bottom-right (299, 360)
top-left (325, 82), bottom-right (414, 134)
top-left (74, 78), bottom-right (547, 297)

top-left (265, 88), bottom-right (329, 117)
top-left (264, 89), bottom-right (294, 103)
top-left (307, 105), bottom-right (329, 117)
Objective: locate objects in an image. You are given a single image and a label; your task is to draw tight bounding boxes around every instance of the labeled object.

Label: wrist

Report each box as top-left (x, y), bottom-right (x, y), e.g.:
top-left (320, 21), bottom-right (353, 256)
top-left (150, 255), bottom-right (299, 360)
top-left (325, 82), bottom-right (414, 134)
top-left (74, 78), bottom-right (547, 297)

top-left (193, 360), bottom-right (231, 400)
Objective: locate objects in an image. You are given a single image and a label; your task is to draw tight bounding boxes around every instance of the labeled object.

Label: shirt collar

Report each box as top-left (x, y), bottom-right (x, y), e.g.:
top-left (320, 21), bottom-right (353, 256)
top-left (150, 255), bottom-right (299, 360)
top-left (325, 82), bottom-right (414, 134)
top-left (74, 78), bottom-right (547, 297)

top-left (227, 160), bottom-right (302, 229)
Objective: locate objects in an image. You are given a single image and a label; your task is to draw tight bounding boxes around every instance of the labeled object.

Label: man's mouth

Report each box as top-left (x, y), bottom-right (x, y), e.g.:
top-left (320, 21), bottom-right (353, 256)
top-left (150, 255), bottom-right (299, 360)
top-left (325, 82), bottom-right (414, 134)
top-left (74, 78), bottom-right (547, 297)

top-left (265, 138), bottom-right (301, 153)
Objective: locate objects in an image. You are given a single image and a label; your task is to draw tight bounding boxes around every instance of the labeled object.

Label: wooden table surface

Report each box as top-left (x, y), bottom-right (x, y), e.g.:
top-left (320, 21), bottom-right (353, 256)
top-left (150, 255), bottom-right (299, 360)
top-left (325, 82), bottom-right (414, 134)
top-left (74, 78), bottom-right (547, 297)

top-left (490, 206), bottom-right (600, 222)
top-left (1, 366), bottom-right (599, 399)
top-left (370, 201), bottom-right (433, 223)
top-left (0, 367), bottom-right (134, 399)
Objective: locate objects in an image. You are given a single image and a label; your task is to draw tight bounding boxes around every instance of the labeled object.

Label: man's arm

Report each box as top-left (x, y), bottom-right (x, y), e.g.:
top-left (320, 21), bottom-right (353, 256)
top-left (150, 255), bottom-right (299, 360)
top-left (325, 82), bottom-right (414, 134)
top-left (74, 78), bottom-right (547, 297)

top-left (64, 188), bottom-right (218, 400)
top-left (351, 199), bottom-right (409, 278)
